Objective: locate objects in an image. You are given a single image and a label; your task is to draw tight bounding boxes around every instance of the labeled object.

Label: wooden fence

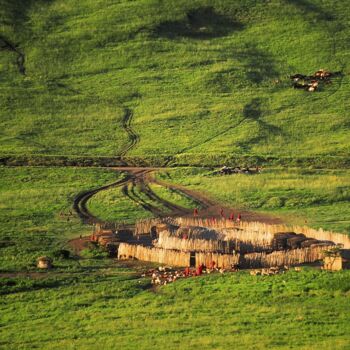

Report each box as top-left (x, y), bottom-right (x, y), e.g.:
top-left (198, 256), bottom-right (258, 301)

top-left (173, 226), bottom-right (219, 239)
top-left (155, 231), bottom-right (231, 253)
top-left (134, 217), bottom-right (350, 250)
top-left (220, 228), bottom-right (273, 251)
top-left (172, 217), bottom-right (350, 249)
top-left (195, 252), bottom-right (240, 268)
top-left (118, 243), bottom-right (190, 267)
top-left (134, 219), bottom-right (163, 235)
top-left (243, 245), bottom-right (334, 268)
top-left (173, 217), bottom-right (236, 230)
top-left (196, 245), bottom-right (332, 269)
top-left (162, 222), bottom-right (277, 253)
top-left (118, 243), bottom-right (332, 269)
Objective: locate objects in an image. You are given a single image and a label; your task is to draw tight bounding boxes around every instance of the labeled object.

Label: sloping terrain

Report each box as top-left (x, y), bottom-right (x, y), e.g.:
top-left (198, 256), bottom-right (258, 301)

top-left (0, 0), bottom-right (349, 166)
top-left (1, 2), bottom-right (350, 349)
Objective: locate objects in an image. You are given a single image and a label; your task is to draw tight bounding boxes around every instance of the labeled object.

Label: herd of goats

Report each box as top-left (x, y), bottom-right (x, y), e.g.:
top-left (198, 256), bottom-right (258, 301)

top-left (142, 263), bottom-right (303, 286)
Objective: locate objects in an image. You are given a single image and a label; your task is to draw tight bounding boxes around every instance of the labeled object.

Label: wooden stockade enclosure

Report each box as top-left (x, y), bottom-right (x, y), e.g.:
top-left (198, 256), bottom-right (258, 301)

top-left (243, 245), bottom-right (333, 268)
top-left (172, 217), bottom-right (350, 249)
top-left (118, 242), bottom-right (333, 269)
top-left (118, 243), bottom-right (190, 267)
top-left (155, 231), bottom-right (232, 253)
top-left (114, 217), bottom-right (348, 269)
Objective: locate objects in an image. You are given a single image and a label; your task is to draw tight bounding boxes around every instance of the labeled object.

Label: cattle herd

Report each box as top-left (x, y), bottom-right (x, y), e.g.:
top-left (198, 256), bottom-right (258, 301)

top-left (142, 264), bottom-right (302, 286)
top-left (143, 264), bottom-right (238, 286)
top-left (290, 69), bottom-right (342, 92)
top-left (214, 166), bottom-right (262, 176)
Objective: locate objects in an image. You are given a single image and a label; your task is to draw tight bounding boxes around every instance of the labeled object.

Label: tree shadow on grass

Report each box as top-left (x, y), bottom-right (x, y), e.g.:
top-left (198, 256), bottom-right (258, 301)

top-left (0, 0), bottom-right (54, 26)
top-left (154, 6), bottom-right (244, 39)
top-left (283, 0), bottom-right (334, 21)
top-left (243, 98), bottom-right (283, 136)
top-left (237, 45), bottom-right (280, 84)
top-left (1, 0), bottom-right (54, 74)
top-left (202, 44), bottom-right (282, 95)
top-left (238, 98), bottom-right (284, 152)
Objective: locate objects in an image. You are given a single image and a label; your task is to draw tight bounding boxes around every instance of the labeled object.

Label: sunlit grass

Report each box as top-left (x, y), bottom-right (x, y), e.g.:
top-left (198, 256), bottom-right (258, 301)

top-left (87, 183), bottom-right (153, 224)
top-left (1, 269), bottom-right (350, 349)
top-left (159, 167), bottom-right (350, 234)
top-left (0, 0), bottom-right (349, 162)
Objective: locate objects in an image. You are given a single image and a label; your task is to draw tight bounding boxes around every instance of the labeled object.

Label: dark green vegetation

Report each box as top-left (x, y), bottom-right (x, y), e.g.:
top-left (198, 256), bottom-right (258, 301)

top-left (158, 167), bottom-right (350, 234)
top-left (1, 268), bottom-right (350, 349)
top-left (1, 0), bottom-right (349, 166)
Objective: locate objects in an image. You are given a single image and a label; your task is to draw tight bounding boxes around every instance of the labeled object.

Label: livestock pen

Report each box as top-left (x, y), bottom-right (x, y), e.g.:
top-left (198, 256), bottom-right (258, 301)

top-left (115, 217), bottom-right (343, 269)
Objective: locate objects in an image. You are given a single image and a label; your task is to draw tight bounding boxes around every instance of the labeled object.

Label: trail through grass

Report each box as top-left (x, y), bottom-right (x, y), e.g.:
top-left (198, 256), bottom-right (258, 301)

top-left (157, 167), bottom-right (350, 234)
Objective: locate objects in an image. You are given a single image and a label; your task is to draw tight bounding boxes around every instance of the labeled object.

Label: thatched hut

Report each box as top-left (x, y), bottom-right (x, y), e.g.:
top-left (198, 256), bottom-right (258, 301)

top-left (37, 256), bottom-right (53, 269)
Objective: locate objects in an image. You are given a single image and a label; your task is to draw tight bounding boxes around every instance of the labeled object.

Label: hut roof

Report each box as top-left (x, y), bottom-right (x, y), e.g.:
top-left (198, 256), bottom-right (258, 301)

top-left (37, 256), bottom-right (52, 262)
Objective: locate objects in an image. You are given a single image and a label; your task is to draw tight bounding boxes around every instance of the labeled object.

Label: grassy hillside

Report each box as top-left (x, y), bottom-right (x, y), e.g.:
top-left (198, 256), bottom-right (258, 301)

top-left (1, 0), bottom-right (349, 165)
top-left (1, 268), bottom-right (350, 349)
top-left (0, 166), bottom-right (118, 271)
top-left (1, 166), bottom-right (350, 349)
top-left (1, 2), bottom-right (350, 349)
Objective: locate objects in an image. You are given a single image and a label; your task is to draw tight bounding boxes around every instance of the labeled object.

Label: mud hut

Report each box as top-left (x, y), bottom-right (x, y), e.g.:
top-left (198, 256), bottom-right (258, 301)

top-left (37, 256), bottom-right (53, 269)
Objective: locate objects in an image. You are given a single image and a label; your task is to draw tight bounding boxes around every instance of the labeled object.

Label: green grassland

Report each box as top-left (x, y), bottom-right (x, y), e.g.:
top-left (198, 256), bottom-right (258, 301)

top-left (0, 166), bottom-right (118, 271)
top-left (157, 167), bottom-right (350, 234)
top-left (149, 182), bottom-right (199, 209)
top-left (87, 181), bottom-right (198, 223)
top-left (1, 0), bottom-right (349, 164)
top-left (1, 268), bottom-right (350, 349)
top-left (1, 0), bottom-right (350, 348)
top-left (87, 183), bottom-right (155, 224)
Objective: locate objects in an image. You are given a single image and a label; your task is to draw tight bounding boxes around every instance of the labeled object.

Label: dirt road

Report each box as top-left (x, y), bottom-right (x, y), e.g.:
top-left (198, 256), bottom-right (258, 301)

top-left (73, 167), bottom-right (282, 229)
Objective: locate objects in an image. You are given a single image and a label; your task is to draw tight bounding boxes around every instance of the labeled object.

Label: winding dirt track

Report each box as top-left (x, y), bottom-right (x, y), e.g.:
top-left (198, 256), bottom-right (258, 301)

top-left (73, 167), bottom-right (282, 229)
top-left (73, 168), bottom-right (202, 227)
top-left (73, 94), bottom-right (281, 229)
top-left (73, 169), bottom-right (146, 225)
top-left (118, 108), bottom-right (140, 158)
top-left (72, 109), bottom-right (218, 227)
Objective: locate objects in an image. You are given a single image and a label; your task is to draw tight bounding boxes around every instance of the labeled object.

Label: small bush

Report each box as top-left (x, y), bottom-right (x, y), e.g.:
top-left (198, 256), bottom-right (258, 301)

top-left (263, 196), bottom-right (284, 209)
top-left (284, 197), bottom-right (301, 208)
